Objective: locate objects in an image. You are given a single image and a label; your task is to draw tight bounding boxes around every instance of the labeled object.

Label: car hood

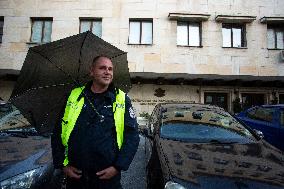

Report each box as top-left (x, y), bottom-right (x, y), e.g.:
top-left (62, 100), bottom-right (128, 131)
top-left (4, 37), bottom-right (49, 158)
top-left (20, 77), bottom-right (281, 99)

top-left (159, 139), bottom-right (284, 188)
top-left (0, 133), bottom-right (52, 181)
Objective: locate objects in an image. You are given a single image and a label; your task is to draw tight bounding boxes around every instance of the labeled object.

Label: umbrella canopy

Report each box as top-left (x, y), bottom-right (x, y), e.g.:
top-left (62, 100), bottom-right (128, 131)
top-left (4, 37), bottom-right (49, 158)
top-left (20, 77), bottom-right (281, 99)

top-left (10, 31), bottom-right (131, 133)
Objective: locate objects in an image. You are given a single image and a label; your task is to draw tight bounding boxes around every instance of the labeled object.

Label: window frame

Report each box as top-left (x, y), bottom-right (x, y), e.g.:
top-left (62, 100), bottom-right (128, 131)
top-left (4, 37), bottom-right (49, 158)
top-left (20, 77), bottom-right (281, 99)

top-left (0, 16), bottom-right (4, 43)
top-left (222, 23), bottom-right (247, 48)
top-left (128, 19), bottom-right (153, 45)
top-left (177, 21), bottom-right (202, 47)
top-left (30, 17), bottom-right (53, 44)
top-left (79, 17), bottom-right (102, 37)
top-left (267, 24), bottom-right (284, 50)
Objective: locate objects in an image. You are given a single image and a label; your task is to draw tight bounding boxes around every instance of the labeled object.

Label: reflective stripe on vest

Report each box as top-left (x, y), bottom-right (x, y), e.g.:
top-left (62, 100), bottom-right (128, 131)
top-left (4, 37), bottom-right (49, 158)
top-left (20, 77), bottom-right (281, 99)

top-left (61, 86), bottom-right (125, 166)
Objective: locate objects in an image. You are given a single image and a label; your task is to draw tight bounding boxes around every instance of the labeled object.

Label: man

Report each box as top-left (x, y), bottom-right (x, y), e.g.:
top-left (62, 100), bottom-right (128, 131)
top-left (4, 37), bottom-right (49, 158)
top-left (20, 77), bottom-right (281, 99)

top-left (51, 56), bottom-right (140, 189)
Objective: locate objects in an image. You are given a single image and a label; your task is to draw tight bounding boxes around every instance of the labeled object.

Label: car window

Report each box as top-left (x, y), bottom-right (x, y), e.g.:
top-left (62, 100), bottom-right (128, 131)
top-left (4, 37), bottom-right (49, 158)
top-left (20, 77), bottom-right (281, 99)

top-left (0, 102), bottom-right (14, 118)
top-left (160, 122), bottom-right (253, 143)
top-left (160, 105), bottom-right (254, 143)
top-left (247, 107), bottom-right (274, 123)
top-left (0, 104), bottom-right (30, 131)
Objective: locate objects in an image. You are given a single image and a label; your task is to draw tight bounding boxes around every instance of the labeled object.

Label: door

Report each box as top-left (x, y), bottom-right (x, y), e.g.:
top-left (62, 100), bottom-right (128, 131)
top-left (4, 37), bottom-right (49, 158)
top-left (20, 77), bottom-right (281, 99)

top-left (204, 92), bottom-right (228, 111)
top-left (241, 93), bottom-right (265, 110)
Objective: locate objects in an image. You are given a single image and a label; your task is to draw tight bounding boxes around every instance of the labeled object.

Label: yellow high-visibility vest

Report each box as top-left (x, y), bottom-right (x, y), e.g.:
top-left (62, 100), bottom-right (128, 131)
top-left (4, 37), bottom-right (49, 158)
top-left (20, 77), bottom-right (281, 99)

top-left (61, 86), bottom-right (125, 166)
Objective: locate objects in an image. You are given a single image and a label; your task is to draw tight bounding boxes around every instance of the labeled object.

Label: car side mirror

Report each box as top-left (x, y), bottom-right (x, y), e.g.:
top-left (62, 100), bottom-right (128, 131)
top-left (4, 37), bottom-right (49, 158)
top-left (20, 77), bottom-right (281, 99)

top-left (254, 129), bottom-right (264, 139)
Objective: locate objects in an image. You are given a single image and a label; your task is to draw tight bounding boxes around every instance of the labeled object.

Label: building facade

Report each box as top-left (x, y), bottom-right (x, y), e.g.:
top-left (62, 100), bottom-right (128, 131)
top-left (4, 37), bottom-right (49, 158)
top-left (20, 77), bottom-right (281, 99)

top-left (0, 0), bottom-right (284, 114)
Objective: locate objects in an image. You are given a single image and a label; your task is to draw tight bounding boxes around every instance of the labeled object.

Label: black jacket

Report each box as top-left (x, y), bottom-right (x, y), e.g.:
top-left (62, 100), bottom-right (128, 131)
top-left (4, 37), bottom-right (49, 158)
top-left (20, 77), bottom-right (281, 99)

top-left (51, 83), bottom-right (140, 173)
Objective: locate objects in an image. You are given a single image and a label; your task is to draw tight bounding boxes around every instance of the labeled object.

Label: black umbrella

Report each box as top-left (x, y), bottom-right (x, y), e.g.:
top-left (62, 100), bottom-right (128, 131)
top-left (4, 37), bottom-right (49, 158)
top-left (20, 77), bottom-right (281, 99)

top-left (10, 31), bottom-right (131, 133)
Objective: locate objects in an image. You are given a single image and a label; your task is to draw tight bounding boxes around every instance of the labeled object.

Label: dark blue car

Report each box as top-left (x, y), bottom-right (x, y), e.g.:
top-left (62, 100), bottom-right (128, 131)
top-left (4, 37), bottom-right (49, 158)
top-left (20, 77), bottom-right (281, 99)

top-left (236, 104), bottom-right (284, 151)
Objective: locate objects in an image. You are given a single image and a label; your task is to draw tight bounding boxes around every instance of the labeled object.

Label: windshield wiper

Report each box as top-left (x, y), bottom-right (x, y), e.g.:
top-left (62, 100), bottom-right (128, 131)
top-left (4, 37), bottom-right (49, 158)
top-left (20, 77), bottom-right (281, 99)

top-left (0, 128), bottom-right (39, 138)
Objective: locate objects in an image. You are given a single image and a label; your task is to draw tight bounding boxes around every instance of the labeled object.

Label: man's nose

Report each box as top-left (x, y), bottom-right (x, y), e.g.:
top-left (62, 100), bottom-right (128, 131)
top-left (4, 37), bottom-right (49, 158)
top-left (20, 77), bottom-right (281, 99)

top-left (105, 68), bottom-right (111, 74)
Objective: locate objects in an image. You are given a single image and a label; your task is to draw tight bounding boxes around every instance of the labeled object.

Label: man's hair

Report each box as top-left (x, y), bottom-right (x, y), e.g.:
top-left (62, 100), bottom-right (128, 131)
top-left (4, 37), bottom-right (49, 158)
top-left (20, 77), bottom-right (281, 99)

top-left (91, 55), bottom-right (111, 67)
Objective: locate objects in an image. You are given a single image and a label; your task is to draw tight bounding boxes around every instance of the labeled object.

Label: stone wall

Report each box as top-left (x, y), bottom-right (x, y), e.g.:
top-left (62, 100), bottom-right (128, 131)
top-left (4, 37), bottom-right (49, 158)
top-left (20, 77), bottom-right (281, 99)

top-left (1, 0), bottom-right (284, 74)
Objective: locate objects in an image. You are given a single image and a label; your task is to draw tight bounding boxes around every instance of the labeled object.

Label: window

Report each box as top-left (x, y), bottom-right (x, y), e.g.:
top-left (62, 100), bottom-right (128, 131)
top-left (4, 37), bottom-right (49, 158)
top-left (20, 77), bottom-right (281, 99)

top-left (31, 18), bottom-right (52, 43)
top-left (241, 93), bottom-right (265, 110)
top-left (204, 92), bottom-right (228, 110)
top-left (128, 19), bottom-right (152, 45)
top-left (0, 17), bottom-right (3, 43)
top-left (247, 107), bottom-right (274, 123)
top-left (79, 18), bottom-right (102, 38)
top-left (267, 25), bottom-right (284, 49)
top-left (222, 24), bottom-right (246, 48)
top-left (177, 21), bottom-right (201, 46)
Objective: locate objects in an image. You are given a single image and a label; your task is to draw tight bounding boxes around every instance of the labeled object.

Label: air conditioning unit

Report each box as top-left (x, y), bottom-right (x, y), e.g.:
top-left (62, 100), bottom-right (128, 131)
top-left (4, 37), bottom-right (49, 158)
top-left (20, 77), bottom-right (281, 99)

top-left (281, 50), bottom-right (284, 61)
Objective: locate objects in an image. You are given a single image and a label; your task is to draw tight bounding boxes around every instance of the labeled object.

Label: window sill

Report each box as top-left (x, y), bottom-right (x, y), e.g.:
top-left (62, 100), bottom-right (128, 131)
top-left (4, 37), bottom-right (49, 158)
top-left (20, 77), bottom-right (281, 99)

top-left (267, 48), bottom-right (284, 50)
top-left (177, 45), bottom-right (203, 48)
top-left (127, 43), bottom-right (153, 46)
top-left (222, 47), bottom-right (247, 49)
top-left (26, 41), bottom-right (50, 45)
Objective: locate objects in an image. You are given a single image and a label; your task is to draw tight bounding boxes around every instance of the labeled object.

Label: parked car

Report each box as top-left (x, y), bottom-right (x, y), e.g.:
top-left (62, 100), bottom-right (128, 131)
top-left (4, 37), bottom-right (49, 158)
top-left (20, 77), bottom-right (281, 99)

top-left (0, 102), bottom-right (61, 189)
top-left (143, 103), bottom-right (284, 189)
top-left (236, 104), bottom-right (284, 151)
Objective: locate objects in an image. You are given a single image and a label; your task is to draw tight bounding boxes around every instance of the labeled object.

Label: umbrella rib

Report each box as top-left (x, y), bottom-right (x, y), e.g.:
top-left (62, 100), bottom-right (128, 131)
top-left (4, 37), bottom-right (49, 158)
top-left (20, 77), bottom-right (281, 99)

top-left (110, 52), bottom-right (127, 60)
top-left (9, 83), bottom-right (74, 101)
top-left (31, 48), bottom-right (82, 86)
top-left (77, 31), bottom-right (89, 81)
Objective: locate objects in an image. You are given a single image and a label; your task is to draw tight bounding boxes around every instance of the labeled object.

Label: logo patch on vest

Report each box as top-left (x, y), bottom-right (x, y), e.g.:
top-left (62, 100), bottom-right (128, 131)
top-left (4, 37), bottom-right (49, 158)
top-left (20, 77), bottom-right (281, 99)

top-left (116, 103), bottom-right (125, 109)
top-left (129, 107), bottom-right (136, 118)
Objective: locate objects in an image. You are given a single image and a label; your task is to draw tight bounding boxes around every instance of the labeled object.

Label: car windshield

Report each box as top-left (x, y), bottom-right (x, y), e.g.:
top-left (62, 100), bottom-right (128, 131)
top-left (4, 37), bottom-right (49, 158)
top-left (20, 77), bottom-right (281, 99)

top-left (0, 103), bottom-right (35, 134)
top-left (160, 105), bottom-right (255, 143)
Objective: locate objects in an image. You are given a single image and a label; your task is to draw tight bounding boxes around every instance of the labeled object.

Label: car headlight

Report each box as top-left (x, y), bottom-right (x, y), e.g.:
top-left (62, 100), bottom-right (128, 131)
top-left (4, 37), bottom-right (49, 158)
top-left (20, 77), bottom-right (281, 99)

top-left (165, 181), bottom-right (186, 189)
top-left (0, 167), bottom-right (43, 189)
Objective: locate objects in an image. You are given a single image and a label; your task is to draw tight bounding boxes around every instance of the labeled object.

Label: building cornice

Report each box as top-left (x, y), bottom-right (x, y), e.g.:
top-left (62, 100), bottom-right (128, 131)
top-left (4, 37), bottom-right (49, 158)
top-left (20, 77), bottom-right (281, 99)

top-left (130, 72), bottom-right (284, 88)
top-left (168, 13), bottom-right (211, 22)
top-left (260, 17), bottom-right (284, 24)
top-left (215, 15), bottom-right (256, 23)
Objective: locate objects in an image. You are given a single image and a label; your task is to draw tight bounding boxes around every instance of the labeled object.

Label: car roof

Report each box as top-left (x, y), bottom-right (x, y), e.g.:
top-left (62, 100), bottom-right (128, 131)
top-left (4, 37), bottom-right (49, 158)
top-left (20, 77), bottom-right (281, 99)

top-left (158, 102), bottom-right (225, 110)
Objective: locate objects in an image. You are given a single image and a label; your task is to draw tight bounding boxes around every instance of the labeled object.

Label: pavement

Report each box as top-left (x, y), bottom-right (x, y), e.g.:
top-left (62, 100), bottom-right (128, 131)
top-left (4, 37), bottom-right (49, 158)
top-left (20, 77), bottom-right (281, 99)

top-left (121, 135), bottom-right (146, 189)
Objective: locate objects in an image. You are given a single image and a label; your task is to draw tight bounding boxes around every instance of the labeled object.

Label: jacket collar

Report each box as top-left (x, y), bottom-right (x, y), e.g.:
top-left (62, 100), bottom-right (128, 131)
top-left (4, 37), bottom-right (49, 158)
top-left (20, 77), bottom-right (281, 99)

top-left (85, 81), bottom-right (117, 101)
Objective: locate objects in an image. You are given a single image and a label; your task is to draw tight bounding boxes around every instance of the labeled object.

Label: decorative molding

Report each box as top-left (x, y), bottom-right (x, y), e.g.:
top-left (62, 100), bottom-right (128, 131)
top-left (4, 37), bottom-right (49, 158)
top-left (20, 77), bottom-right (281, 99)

top-left (168, 13), bottom-right (210, 22)
top-left (215, 15), bottom-right (256, 23)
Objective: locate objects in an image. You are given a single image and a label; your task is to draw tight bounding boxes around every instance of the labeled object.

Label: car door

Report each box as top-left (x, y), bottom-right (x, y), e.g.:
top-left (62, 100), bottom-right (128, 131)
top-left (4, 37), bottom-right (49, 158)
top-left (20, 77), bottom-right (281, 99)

top-left (241, 106), bottom-right (279, 147)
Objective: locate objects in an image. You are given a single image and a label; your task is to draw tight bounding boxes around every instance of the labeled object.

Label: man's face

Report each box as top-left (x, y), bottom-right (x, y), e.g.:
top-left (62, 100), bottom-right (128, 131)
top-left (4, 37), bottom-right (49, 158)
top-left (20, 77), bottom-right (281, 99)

top-left (90, 57), bottom-right (113, 87)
